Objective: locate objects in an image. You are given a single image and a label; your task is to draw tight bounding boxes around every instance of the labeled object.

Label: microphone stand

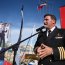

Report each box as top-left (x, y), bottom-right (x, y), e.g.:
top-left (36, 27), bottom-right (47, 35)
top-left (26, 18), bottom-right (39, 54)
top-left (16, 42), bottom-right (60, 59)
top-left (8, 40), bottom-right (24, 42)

top-left (0, 31), bottom-right (40, 64)
top-left (0, 31), bottom-right (39, 54)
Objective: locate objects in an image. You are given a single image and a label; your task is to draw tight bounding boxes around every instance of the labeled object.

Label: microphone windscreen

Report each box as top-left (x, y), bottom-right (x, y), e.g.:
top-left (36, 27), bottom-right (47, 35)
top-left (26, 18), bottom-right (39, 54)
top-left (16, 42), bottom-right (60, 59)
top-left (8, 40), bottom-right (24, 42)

top-left (36, 26), bottom-right (45, 32)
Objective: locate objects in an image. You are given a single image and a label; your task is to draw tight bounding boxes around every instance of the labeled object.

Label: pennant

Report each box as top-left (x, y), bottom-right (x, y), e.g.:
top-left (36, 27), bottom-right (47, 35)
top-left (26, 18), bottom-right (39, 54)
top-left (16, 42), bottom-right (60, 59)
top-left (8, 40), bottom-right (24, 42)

top-left (60, 6), bottom-right (65, 29)
top-left (37, 2), bottom-right (47, 10)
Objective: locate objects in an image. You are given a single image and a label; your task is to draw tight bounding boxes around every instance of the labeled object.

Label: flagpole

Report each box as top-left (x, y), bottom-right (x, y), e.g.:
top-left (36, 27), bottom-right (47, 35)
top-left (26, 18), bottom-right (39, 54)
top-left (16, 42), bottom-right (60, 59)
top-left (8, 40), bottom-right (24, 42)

top-left (12, 5), bottom-right (24, 65)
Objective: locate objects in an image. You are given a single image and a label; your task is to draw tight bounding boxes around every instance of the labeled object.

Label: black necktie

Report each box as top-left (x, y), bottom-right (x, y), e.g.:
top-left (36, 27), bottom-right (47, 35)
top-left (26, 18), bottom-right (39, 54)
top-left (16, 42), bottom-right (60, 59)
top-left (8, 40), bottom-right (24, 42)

top-left (48, 30), bottom-right (51, 36)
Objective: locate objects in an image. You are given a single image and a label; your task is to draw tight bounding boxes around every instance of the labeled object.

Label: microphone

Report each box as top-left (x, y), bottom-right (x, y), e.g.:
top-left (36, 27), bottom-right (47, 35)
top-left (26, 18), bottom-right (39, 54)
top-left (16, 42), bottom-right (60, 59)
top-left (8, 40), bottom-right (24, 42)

top-left (36, 26), bottom-right (45, 32)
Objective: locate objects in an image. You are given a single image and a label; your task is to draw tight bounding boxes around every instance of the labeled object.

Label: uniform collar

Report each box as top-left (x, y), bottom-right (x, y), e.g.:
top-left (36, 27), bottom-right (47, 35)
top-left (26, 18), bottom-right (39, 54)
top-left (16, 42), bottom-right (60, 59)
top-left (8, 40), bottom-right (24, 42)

top-left (50, 26), bottom-right (56, 32)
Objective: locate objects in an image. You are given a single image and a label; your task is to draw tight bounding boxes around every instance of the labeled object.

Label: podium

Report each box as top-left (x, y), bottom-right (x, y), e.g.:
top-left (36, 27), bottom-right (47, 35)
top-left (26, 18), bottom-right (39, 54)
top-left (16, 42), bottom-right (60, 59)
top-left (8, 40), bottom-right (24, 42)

top-left (25, 54), bottom-right (39, 60)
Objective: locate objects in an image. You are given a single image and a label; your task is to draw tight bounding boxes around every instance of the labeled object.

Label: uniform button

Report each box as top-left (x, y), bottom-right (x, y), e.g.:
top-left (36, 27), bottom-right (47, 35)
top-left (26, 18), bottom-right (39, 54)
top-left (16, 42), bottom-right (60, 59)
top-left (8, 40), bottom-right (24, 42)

top-left (50, 59), bottom-right (52, 62)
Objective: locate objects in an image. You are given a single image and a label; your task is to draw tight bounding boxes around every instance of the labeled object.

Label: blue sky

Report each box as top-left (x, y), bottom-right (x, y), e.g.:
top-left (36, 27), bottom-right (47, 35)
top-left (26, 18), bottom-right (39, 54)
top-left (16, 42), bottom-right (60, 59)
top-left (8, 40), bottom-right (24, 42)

top-left (0, 0), bottom-right (65, 46)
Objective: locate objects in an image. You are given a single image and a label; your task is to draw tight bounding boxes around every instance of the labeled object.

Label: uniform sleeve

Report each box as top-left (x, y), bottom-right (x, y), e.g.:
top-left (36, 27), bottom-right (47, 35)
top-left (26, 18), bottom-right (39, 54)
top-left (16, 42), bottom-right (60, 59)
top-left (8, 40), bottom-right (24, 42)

top-left (34, 34), bottom-right (41, 54)
top-left (52, 29), bottom-right (65, 61)
top-left (52, 47), bottom-right (65, 61)
top-left (34, 32), bottom-right (44, 54)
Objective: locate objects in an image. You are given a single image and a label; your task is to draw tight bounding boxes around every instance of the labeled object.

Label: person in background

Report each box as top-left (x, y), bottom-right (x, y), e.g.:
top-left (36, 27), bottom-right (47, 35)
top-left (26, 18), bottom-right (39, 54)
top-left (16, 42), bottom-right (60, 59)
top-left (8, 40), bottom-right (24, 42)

top-left (34, 14), bottom-right (65, 65)
top-left (0, 23), bottom-right (3, 46)
top-left (0, 23), bottom-right (7, 48)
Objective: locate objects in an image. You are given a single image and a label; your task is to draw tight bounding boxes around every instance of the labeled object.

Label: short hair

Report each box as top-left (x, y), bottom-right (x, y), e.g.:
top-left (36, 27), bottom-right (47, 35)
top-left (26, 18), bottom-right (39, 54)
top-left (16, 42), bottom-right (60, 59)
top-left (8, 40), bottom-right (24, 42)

top-left (44, 14), bottom-right (57, 23)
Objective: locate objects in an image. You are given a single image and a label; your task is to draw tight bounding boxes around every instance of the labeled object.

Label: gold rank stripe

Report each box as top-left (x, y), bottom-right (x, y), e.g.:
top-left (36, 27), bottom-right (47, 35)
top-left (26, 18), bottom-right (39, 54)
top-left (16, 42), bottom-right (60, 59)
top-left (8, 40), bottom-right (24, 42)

top-left (64, 51), bottom-right (65, 59)
top-left (58, 47), bottom-right (62, 60)
top-left (58, 47), bottom-right (65, 60)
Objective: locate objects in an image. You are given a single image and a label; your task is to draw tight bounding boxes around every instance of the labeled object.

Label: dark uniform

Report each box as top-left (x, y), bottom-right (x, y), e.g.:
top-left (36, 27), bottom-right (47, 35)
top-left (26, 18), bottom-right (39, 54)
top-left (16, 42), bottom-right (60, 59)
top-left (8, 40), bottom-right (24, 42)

top-left (0, 24), bottom-right (7, 48)
top-left (0, 30), bottom-right (6, 48)
top-left (34, 27), bottom-right (65, 65)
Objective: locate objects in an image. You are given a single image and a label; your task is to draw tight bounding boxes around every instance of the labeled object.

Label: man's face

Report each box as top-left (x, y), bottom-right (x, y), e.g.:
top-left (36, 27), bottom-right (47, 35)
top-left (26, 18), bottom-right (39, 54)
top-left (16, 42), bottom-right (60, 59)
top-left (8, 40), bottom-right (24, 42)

top-left (44, 16), bottom-right (54, 29)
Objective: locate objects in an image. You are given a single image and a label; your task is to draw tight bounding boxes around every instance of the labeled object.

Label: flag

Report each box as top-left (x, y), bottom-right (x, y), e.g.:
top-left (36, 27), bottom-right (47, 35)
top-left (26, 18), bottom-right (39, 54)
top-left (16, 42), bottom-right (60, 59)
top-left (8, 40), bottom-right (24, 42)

top-left (3, 60), bottom-right (12, 65)
top-left (21, 5), bottom-right (24, 17)
top-left (60, 6), bottom-right (65, 29)
top-left (37, 2), bottom-right (47, 10)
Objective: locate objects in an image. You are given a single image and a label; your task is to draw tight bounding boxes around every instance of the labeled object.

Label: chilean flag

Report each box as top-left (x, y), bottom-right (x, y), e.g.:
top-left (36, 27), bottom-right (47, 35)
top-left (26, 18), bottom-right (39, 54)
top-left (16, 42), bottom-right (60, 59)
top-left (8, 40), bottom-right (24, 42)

top-left (60, 6), bottom-right (65, 29)
top-left (37, 2), bottom-right (47, 10)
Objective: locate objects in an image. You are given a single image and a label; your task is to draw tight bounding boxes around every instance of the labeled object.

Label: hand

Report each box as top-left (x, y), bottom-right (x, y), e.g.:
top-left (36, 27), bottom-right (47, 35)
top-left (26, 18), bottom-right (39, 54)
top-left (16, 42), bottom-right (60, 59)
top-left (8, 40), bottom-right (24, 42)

top-left (37, 44), bottom-right (53, 59)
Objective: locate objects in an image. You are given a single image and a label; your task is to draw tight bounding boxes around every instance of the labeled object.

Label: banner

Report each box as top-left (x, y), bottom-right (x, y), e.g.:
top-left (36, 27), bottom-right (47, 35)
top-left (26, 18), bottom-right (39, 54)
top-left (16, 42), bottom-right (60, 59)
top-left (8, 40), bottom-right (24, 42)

top-left (60, 6), bottom-right (65, 29)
